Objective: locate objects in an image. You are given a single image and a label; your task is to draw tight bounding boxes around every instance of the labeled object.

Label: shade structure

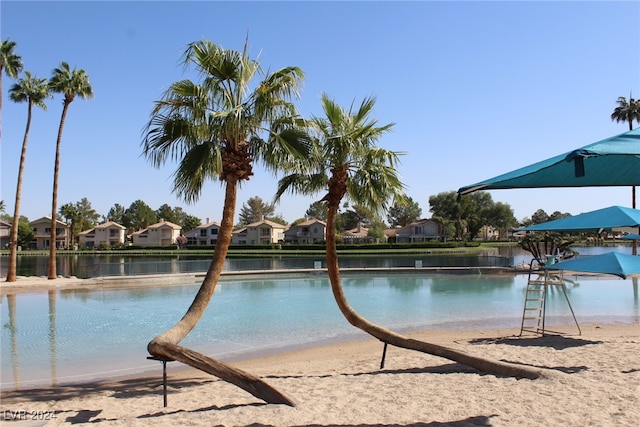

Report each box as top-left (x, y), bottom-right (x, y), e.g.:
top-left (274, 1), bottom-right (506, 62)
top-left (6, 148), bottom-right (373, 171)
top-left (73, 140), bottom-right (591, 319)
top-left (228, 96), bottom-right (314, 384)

top-left (457, 128), bottom-right (640, 196)
top-left (545, 252), bottom-right (640, 279)
top-left (622, 233), bottom-right (640, 240)
top-left (517, 205), bottom-right (640, 232)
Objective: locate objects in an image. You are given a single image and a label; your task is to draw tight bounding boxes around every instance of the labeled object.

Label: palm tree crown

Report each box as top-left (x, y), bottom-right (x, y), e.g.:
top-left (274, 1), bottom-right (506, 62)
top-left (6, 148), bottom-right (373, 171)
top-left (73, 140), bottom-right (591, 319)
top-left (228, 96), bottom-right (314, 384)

top-left (9, 71), bottom-right (50, 108)
top-left (611, 95), bottom-right (640, 131)
top-left (1, 38), bottom-right (23, 78)
top-left (276, 93), bottom-right (405, 213)
top-left (143, 39), bottom-right (309, 203)
top-left (1, 38), bottom-right (24, 124)
top-left (49, 61), bottom-right (94, 104)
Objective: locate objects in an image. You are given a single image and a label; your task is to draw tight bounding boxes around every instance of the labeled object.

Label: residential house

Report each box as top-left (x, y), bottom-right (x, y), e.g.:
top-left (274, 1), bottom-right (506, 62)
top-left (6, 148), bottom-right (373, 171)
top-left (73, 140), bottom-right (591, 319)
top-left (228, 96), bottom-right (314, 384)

top-left (341, 223), bottom-right (376, 244)
top-left (394, 219), bottom-right (440, 243)
top-left (184, 220), bottom-right (221, 246)
top-left (78, 221), bottom-right (126, 248)
top-left (0, 220), bottom-right (10, 248)
top-left (231, 218), bottom-right (286, 245)
top-left (283, 218), bottom-right (326, 244)
top-left (29, 216), bottom-right (69, 250)
top-left (131, 220), bottom-right (182, 247)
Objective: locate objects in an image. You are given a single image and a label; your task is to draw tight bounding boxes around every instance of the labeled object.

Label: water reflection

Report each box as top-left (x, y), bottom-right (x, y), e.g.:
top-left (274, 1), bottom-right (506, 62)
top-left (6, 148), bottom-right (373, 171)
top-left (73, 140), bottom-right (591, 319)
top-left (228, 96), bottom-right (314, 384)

top-left (6, 295), bottom-right (19, 388)
top-left (48, 290), bottom-right (57, 387)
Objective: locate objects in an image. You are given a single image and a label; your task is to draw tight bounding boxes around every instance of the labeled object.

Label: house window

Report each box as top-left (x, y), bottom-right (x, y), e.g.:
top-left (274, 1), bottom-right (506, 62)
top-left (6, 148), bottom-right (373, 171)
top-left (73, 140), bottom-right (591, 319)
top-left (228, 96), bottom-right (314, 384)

top-left (200, 230), bottom-right (207, 237)
top-left (109, 230), bottom-right (117, 237)
top-left (260, 228), bottom-right (270, 237)
top-left (210, 229), bottom-right (218, 235)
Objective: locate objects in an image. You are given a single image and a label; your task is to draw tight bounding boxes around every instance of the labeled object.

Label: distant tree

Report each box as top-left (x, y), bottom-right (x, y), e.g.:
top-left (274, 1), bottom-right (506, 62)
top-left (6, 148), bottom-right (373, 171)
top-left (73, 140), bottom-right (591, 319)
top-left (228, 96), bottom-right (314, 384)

top-left (341, 204), bottom-right (375, 230)
top-left (1, 38), bottom-right (23, 135)
top-left (432, 190), bottom-right (513, 241)
top-left (181, 214), bottom-right (201, 233)
top-left (305, 201), bottom-right (327, 221)
top-left (59, 203), bottom-right (80, 245)
top-left (484, 201), bottom-right (517, 239)
top-left (59, 198), bottom-right (100, 246)
top-left (6, 71), bottom-right (50, 282)
top-left (0, 200), bottom-right (5, 213)
top-left (611, 95), bottom-right (640, 131)
top-left (549, 210), bottom-right (571, 221)
top-left (123, 200), bottom-right (157, 233)
top-left (16, 218), bottom-right (34, 248)
top-left (366, 218), bottom-right (387, 241)
top-left (238, 196), bottom-right (276, 225)
top-left (48, 62), bottom-right (93, 279)
top-left (155, 203), bottom-right (177, 223)
top-left (429, 191), bottom-right (464, 239)
top-left (530, 209), bottom-right (550, 225)
top-left (106, 203), bottom-right (126, 224)
top-left (387, 196), bottom-right (421, 227)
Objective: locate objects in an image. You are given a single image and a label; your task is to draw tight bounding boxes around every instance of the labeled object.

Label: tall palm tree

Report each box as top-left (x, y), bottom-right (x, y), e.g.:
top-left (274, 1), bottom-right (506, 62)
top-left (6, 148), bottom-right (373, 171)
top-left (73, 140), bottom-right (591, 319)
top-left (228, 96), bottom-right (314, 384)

top-left (47, 62), bottom-right (93, 279)
top-left (141, 39), bottom-right (309, 405)
top-left (1, 38), bottom-right (24, 141)
top-left (6, 72), bottom-right (50, 282)
top-left (611, 94), bottom-right (640, 253)
top-left (276, 93), bottom-right (544, 380)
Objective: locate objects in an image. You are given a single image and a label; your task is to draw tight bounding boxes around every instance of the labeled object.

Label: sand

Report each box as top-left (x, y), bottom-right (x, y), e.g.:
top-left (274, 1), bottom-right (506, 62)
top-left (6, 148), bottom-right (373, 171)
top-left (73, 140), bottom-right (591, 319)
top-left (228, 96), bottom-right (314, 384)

top-left (1, 276), bottom-right (639, 426)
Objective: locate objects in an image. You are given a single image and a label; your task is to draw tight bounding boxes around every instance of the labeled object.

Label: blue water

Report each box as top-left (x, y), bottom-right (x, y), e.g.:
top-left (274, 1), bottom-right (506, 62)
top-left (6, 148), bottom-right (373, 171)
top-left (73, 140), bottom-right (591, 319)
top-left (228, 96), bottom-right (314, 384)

top-left (1, 271), bottom-right (638, 390)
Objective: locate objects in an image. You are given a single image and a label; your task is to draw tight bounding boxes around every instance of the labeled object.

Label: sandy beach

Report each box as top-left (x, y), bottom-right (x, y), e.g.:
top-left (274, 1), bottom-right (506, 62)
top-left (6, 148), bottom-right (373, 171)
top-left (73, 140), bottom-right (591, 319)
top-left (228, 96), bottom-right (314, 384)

top-left (2, 276), bottom-right (639, 426)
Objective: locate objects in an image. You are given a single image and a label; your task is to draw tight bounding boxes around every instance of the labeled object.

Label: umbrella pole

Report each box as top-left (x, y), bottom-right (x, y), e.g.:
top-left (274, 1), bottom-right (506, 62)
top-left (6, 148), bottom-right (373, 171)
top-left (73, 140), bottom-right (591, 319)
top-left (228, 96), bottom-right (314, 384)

top-left (560, 281), bottom-right (582, 335)
top-left (633, 186), bottom-right (637, 256)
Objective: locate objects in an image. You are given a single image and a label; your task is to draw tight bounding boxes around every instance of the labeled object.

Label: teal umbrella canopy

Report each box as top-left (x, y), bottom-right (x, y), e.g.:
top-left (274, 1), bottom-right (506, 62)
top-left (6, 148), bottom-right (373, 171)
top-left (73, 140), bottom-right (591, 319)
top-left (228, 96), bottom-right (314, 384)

top-left (545, 252), bottom-right (640, 279)
top-left (623, 233), bottom-right (640, 240)
top-left (517, 205), bottom-right (640, 232)
top-left (458, 128), bottom-right (640, 196)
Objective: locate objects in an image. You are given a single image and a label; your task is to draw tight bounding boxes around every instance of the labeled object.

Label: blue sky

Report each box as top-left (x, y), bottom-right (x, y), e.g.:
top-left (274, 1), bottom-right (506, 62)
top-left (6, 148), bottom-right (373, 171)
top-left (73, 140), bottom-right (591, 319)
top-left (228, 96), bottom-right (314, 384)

top-left (2, 0), bottom-right (639, 226)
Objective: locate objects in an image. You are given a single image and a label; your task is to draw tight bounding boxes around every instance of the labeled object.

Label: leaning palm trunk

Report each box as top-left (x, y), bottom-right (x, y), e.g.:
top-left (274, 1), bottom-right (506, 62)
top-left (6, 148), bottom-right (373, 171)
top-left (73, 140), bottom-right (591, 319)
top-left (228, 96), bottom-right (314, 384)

top-left (147, 177), bottom-right (295, 406)
top-left (325, 202), bottom-right (545, 380)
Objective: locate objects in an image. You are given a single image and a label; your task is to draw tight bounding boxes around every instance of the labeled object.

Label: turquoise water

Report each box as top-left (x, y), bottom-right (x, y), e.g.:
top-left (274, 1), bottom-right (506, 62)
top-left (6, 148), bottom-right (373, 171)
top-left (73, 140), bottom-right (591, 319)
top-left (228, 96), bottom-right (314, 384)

top-left (1, 271), bottom-right (638, 390)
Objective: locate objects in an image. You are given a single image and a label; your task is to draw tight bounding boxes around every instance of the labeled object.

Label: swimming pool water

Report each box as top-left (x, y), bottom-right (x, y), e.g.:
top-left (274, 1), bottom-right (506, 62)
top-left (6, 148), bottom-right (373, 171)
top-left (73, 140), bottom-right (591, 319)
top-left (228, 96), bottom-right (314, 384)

top-left (1, 272), bottom-right (638, 389)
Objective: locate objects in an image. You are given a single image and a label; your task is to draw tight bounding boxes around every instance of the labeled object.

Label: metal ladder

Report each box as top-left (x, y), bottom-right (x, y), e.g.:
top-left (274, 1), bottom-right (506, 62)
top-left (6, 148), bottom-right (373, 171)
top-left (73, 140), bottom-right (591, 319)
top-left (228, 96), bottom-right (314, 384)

top-left (520, 274), bottom-right (546, 335)
top-left (519, 258), bottom-right (582, 337)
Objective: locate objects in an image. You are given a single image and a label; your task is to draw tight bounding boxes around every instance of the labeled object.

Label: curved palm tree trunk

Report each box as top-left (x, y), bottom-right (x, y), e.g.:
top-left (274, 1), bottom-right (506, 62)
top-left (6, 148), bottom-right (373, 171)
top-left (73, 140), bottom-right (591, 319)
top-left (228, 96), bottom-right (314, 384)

top-left (325, 202), bottom-right (545, 380)
top-left (48, 103), bottom-right (69, 279)
top-left (147, 177), bottom-right (295, 406)
top-left (6, 101), bottom-right (33, 282)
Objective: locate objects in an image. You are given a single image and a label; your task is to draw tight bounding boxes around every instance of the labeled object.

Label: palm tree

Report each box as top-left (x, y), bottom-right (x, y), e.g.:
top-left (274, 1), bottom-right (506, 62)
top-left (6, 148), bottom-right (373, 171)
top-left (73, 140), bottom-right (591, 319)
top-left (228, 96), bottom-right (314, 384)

top-left (611, 95), bottom-right (640, 131)
top-left (141, 39), bottom-right (309, 406)
top-left (276, 93), bottom-right (544, 380)
top-left (611, 94), bottom-right (640, 254)
top-left (6, 72), bottom-right (50, 282)
top-left (47, 62), bottom-right (93, 279)
top-left (1, 38), bottom-right (23, 141)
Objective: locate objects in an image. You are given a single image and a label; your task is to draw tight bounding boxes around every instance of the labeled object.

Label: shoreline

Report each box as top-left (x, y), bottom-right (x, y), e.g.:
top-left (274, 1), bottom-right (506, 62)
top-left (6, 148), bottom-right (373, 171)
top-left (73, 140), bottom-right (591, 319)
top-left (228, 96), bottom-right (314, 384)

top-left (2, 323), bottom-right (638, 426)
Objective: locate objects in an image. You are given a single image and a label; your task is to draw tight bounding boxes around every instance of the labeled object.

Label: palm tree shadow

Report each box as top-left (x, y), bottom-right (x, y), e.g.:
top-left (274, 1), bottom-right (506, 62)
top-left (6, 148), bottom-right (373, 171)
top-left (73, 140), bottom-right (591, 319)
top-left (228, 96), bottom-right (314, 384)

top-left (138, 402), bottom-right (266, 419)
top-left (1, 376), bottom-right (217, 403)
top-left (244, 415), bottom-right (497, 426)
